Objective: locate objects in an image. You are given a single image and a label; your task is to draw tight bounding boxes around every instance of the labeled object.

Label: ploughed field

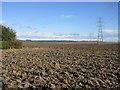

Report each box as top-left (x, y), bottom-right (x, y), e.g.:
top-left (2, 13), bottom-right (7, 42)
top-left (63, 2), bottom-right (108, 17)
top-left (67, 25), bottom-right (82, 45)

top-left (2, 42), bottom-right (120, 89)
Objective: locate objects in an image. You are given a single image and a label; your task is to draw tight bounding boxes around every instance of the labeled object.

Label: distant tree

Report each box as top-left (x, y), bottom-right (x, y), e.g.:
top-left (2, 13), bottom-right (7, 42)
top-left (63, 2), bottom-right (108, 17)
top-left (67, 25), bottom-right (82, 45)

top-left (0, 25), bottom-right (16, 41)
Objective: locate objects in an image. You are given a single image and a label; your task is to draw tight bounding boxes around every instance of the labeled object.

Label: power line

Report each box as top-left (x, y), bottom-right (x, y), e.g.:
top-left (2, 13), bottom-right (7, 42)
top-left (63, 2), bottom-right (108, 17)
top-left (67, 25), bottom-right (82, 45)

top-left (89, 33), bottom-right (92, 42)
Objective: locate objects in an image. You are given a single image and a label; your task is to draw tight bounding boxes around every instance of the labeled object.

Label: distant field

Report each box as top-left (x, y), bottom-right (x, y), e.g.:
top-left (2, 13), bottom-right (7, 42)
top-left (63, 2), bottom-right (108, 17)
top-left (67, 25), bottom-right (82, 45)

top-left (2, 41), bottom-right (120, 89)
top-left (22, 41), bottom-right (118, 48)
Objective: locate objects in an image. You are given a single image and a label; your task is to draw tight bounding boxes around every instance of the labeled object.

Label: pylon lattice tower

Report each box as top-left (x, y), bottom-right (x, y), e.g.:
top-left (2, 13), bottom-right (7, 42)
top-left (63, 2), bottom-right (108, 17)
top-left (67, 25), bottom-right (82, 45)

top-left (97, 17), bottom-right (103, 43)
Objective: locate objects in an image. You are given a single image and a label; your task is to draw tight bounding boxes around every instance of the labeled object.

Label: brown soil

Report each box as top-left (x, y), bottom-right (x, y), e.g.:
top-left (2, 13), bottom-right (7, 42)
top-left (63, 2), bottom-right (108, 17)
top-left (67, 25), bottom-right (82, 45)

top-left (2, 42), bottom-right (120, 89)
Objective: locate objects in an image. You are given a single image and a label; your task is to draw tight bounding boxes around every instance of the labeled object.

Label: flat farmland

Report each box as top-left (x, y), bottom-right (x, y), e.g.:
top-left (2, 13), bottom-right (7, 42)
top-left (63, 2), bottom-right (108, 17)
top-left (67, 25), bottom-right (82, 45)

top-left (2, 42), bottom-right (120, 89)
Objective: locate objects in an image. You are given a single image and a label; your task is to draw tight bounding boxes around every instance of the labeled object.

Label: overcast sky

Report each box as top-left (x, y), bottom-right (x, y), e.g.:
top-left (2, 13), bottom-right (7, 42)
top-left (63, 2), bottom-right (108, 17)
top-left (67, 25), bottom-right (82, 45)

top-left (1, 2), bottom-right (118, 42)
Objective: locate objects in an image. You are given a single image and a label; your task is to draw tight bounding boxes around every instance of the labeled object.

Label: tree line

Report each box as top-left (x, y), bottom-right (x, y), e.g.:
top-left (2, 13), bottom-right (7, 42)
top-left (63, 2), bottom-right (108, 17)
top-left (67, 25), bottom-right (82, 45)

top-left (0, 25), bottom-right (16, 41)
top-left (0, 25), bottom-right (22, 49)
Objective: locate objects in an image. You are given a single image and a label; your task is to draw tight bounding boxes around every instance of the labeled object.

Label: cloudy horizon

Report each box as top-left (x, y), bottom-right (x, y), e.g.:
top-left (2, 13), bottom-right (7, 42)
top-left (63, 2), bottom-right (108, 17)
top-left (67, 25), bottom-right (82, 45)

top-left (16, 29), bottom-right (118, 42)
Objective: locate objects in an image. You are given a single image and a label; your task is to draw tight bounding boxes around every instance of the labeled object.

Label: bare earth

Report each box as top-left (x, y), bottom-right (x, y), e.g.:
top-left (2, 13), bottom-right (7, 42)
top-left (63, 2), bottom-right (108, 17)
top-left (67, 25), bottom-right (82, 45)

top-left (2, 42), bottom-right (120, 89)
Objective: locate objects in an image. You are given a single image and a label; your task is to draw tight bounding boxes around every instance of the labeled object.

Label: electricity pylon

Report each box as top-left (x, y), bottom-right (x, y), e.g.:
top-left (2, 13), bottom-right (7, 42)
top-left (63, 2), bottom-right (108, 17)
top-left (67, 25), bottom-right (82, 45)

top-left (97, 17), bottom-right (103, 43)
